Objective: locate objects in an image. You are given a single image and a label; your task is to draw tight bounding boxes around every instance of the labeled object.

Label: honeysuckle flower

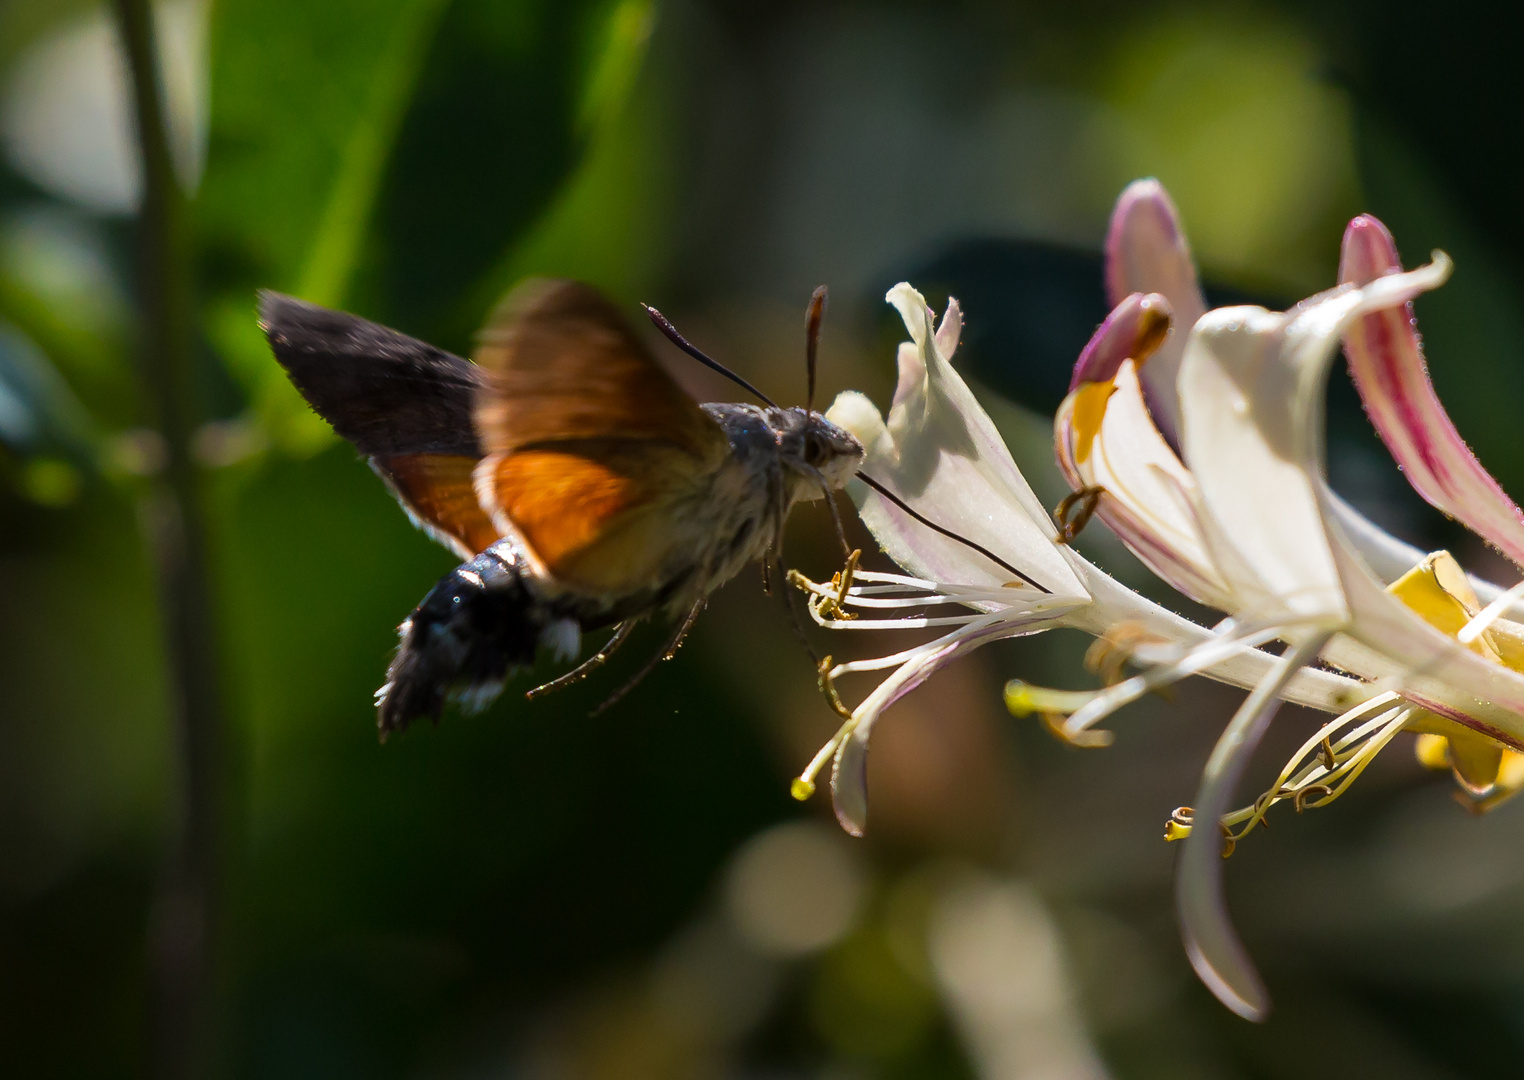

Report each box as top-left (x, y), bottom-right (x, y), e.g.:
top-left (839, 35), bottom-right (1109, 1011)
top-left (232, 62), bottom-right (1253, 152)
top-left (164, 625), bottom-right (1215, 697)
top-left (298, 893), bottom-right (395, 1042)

top-left (1078, 179), bottom-right (1511, 600)
top-left (1059, 186), bottom-right (1524, 802)
top-left (1053, 181), bottom-right (1524, 1019)
top-left (790, 282), bottom-right (1367, 838)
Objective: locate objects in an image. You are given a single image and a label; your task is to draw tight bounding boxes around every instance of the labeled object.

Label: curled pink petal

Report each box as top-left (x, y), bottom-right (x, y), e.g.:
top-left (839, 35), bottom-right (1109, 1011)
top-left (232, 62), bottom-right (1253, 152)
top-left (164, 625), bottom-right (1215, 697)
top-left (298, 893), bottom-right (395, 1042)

top-left (1340, 216), bottom-right (1524, 570)
top-left (1070, 292), bottom-right (1173, 390)
top-left (1104, 179), bottom-right (1209, 445)
top-left (829, 617), bottom-right (1044, 836)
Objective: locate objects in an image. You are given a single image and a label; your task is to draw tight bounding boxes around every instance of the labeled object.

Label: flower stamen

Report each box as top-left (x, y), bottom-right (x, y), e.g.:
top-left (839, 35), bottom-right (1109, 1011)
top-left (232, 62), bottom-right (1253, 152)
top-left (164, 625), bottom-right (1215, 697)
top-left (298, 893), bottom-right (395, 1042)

top-left (1165, 693), bottom-right (1413, 852)
top-left (1054, 485), bottom-right (1105, 544)
top-left (1161, 807), bottom-right (1237, 857)
top-left (1293, 783), bottom-right (1333, 812)
top-left (791, 714), bottom-right (853, 802)
top-left (1005, 680), bottom-right (1115, 748)
top-left (1084, 620), bottom-right (1162, 685)
top-left (817, 655), bottom-right (855, 721)
top-left (817, 549), bottom-right (862, 621)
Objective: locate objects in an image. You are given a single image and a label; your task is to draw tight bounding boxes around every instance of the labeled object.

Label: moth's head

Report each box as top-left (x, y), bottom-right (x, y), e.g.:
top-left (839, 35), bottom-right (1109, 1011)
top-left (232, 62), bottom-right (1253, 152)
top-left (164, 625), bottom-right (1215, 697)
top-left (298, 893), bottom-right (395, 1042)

top-left (641, 283), bottom-right (862, 492)
top-left (773, 406), bottom-right (864, 492)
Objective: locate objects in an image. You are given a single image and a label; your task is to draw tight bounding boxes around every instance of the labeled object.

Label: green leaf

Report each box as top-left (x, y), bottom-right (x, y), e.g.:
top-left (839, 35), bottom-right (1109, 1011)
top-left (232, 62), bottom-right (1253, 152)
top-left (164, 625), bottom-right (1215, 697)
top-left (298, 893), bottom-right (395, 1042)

top-left (352, 0), bottom-right (651, 351)
top-left (197, 0), bottom-right (450, 451)
top-left (198, 0), bottom-right (659, 450)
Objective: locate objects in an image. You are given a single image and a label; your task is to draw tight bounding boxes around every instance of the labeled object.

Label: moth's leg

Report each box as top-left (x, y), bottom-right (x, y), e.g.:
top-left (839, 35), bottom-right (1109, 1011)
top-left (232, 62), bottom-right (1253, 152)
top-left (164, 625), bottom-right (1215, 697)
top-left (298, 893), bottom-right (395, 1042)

top-left (795, 460), bottom-right (852, 558)
top-left (774, 554), bottom-right (820, 664)
top-left (525, 620), bottom-right (638, 701)
top-left (821, 483), bottom-right (852, 557)
top-left (759, 467), bottom-right (787, 596)
top-left (590, 600), bottom-right (705, 716)
top-left (766, 474), bottom-right (820, 662)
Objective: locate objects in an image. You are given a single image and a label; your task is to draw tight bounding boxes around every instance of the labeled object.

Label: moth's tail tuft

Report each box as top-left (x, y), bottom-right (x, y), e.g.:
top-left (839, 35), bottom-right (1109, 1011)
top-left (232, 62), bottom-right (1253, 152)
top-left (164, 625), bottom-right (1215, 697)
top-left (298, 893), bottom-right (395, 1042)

top-left (376, 545), bottom-right (543, 737)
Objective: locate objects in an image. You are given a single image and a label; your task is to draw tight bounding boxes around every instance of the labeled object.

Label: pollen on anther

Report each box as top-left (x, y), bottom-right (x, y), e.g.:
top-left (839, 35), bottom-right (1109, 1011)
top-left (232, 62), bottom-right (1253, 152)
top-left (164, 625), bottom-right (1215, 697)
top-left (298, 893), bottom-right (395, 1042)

top-left (790, 777), bottom-right (816, 801)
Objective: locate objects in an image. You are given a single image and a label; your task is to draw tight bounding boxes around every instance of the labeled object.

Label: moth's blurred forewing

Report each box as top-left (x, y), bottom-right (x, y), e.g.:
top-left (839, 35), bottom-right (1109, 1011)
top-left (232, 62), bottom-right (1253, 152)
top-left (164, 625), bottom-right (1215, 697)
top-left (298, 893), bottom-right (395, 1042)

top-left (475, 441), bottom-right (710, 595)
top-left (473, 279), bottom-right (723, 456)
top-left (260, 291), bottom-right (504, 558)
top-left (380, 453), bottom-right (502, 559)
top-left (260, 291), bottom-right (485, 456)
top-left (470, 280), bottom-right (730, 597)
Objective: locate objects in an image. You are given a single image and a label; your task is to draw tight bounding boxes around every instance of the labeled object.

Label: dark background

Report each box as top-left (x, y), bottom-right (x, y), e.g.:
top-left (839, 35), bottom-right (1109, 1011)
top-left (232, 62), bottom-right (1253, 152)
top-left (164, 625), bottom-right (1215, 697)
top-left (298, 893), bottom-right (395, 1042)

top-left (0, 0), bottom-right (1521, 1076)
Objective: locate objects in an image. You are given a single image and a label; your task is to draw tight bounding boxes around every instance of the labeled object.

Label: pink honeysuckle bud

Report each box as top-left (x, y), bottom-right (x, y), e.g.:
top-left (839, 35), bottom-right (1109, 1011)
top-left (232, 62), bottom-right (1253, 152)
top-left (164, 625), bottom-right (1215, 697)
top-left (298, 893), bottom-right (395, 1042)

top-left (1069, 291), bottom-right (1172, 391)
top-left (1104, 179), bottom-right (1209, 445)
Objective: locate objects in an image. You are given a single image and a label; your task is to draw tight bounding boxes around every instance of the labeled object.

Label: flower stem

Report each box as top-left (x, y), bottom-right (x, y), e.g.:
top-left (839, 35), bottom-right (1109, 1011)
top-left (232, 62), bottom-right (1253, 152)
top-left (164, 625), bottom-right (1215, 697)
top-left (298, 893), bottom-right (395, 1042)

top-left (114, 1), bottom-right (226, 1076)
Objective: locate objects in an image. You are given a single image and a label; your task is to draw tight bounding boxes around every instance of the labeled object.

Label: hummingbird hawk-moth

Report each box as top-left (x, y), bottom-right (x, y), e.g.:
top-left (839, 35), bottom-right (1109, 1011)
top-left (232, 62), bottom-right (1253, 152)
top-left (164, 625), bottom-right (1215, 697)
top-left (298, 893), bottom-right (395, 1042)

top-left (259, 279), bottom-right (864, 734)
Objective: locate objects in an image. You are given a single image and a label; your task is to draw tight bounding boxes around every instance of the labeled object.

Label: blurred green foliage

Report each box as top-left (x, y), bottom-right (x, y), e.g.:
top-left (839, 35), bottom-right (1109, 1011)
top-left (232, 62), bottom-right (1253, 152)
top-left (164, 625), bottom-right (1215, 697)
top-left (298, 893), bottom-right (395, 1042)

top-left (2, 1), bottom-right (1524, 1078)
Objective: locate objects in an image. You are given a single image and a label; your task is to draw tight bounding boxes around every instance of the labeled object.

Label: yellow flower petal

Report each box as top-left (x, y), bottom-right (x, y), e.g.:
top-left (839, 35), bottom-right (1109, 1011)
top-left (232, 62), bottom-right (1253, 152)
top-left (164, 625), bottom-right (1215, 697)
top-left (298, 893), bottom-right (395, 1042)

top-left (1068, 379), bottom-right (1117, 466)
top-left (1385, 551), bottom-right (1501, 662)
top-left (1414, 731), bottom-right (1451, 772)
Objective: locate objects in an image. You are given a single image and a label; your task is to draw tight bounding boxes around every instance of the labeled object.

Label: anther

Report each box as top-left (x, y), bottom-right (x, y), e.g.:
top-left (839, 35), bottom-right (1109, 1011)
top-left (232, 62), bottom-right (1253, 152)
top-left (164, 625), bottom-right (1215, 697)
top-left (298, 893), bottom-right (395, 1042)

top-left (815, 550), bottom-right (861, 621)
top-left (1006, 681), bottom-right (1113, 747)
top-left (1053, 486), bottom-right (1105, 544)
top-left (1164, 807), bottom-right (1193, 842)
top-left (1166, 808), bottom-right (1235, 856)
top-left (1319, 736), bottom-right (1337, 771)
top-left (1039, 710), bottom-right (1114, 749)
top-left (1130, 295), bottom-right (1173, 366)
top-left (1084, 621), bottom-right (1155, 686)
top-left (817, 656), bottom-right (855, 721)
top-left (1250, 791), bottom-right (1275, 827)
top-left (1294, 783), bottom-right (1333, 812)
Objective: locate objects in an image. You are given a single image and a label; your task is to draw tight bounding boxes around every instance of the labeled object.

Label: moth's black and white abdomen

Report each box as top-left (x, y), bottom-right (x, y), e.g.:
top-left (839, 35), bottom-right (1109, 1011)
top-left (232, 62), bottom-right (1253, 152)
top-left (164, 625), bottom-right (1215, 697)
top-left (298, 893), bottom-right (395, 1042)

top-left (377, 541), bottom-right (570, 735)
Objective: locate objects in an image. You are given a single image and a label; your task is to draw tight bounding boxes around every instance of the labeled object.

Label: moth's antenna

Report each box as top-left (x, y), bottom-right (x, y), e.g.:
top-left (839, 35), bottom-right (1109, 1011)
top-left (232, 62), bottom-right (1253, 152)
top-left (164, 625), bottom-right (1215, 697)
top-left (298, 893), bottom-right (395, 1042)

top-left (856, 472), bottom-right (1052, 594)
top-left (643, 304), bottom-right (778, 408)
top-left (805, 285), bottom-right (827, 411)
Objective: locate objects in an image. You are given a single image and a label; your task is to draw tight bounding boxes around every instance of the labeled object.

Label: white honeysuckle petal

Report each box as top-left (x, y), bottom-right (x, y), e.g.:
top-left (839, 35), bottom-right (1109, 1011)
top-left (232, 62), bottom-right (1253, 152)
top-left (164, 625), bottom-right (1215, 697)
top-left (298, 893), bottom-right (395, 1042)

top-left (935, 295), bottom-right (962, 360)
top-left (1175, 261), bottom-right (1448, 620)
top-left (823, 389), bottom-right (888, 456)
top-left (1104, 179), bottom-right (1209, 444)
top-left (1176, 251), bottom-right (1524, 741)
top-left (1247, 255), bottom-right (1524, 735)
top-left (826, 285), bottom-right (1088, 599)
top-left (1056, 360), bottom-right (1231, 608)
top-left (1178, 302), bottom-right (1349, 622)
top-left (1178, 630), bottom-right (1336, 1022)
top-left (1099, 186), bottom-right (1522, 609)
top-left (892, 341), bottom-right (923, 415)
top-left (884, 284), bottom-right (1063, 536)
top-left (831, 391), bottom-right (1082, 599)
